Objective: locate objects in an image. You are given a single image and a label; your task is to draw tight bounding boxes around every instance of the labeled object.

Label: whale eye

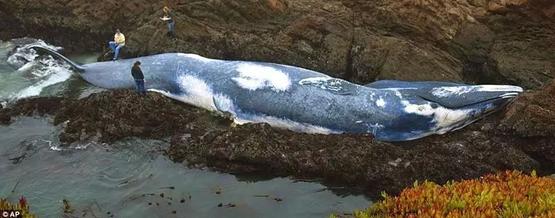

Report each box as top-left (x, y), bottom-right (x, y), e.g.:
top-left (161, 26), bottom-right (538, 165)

top-left (430, 103), bottom-right (439, 109)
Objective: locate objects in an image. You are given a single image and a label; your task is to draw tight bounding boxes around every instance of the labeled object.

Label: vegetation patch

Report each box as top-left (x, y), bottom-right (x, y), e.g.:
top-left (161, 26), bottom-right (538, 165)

top-left (0, 197), bottom-right (36, 218)
top-left (343, 171), bottom-right (555, 218)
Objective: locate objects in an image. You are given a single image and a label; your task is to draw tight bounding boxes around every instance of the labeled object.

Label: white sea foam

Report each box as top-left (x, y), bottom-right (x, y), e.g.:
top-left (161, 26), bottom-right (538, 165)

top-left (49, 145), bottom-right (63, 151)
top-left (17, 62), bottom-right (35, 72)
top-left (232, 63), bottom-right (291, 92)
top-left (3, 40), bottom-right (72, 101)
top-left (7, 39), bottom-right (62, 70)
top-left (12, 56), bottom-right (73, 100)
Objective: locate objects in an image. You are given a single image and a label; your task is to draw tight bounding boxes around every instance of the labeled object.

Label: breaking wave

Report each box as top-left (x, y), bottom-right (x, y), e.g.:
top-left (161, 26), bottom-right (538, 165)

top-left (1, 39), bottom-right (73, 101)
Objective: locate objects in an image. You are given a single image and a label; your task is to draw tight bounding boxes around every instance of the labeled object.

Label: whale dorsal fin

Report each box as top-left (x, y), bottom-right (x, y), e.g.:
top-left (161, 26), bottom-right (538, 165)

top-left (299, 77), bottom-right (356, 95)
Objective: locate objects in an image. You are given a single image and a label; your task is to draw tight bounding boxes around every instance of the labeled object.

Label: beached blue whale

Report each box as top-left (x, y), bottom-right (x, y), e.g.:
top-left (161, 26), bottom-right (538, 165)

top-left (31, 46), bottom-right (522, 141)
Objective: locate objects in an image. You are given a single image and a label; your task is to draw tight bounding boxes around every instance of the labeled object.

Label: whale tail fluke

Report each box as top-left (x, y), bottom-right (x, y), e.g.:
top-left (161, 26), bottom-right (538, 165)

top-left (28, 45), bottom-right (85, 72)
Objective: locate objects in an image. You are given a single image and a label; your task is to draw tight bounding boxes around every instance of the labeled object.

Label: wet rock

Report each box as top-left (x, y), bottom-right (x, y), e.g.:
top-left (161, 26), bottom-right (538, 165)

top-left (168, 121), bottom-right (542, 197)
top-left (0, 97), bottom-right (65, 124)
top-left (63, 199), bottom-right (74, 214)
top-left (0, 110), bottom-right (9, 124)
top-left (351, 32), bottom-right (463, 83)
top-left (499, 80), bottom-right (555, 137)
top-left (52, 90), bottom-right (231, 144)
top-left (1, 0), bottom-right (553, 87)
top-left (496, 80), bottom-right (555, 170)
top-left (485, 17), bottom-right (555, 88)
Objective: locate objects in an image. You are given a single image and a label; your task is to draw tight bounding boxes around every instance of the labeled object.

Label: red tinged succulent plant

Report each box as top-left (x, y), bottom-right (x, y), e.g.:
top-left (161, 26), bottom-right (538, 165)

top-left (342, 171), bottom-right (555, 218)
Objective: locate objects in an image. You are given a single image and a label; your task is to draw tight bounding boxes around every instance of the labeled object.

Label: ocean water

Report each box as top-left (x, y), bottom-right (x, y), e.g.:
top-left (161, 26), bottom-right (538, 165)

top-left (0, 40), bottom-right (371, 217)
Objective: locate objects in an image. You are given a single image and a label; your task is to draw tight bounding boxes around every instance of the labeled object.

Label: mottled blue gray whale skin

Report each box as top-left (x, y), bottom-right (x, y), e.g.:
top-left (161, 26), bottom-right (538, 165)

top-left (31, 46), bottom-right (523, 141)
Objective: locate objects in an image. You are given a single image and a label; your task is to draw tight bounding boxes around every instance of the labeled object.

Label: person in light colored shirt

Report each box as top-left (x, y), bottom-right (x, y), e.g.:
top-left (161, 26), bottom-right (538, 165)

top-left (160, 6), bottom-right (176, 38)
top-left (108, 29), bottom-right (126, 61)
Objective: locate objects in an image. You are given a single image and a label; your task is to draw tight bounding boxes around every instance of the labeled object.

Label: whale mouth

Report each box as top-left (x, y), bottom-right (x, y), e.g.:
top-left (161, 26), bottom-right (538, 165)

top-left (499, 92), bottom-right (521, 99)
top-left (418, 85), bottom-right (524, 109)
top-left (433, 90), bottom-right (522, 134)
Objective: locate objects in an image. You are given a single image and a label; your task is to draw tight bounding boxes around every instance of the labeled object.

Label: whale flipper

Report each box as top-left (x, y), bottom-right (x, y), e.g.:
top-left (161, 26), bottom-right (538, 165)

top-left (366, 80), bottom-right (523, 108)
top-left (28, 45), bottom-right (85, 72)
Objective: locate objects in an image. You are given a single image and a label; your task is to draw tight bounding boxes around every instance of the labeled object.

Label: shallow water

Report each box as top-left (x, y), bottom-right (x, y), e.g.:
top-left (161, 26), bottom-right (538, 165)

top-left (0, 40), bottom-right (102, 102)
top-left (0, 118), bottom-right (370, 217)
top-left (0, 40), bottom-right (371, 217)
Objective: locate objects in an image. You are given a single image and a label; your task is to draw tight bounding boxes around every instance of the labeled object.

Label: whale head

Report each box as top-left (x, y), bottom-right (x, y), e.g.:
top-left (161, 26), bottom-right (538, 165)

top-left (363, 81), bottom-right (524, 141)
top-left (394, 84), bottom-right (523, 140)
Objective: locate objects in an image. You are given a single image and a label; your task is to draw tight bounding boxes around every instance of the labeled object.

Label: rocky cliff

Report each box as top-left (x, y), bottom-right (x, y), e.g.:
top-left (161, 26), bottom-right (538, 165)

top-left (1, 0), bottom-right (553, 87)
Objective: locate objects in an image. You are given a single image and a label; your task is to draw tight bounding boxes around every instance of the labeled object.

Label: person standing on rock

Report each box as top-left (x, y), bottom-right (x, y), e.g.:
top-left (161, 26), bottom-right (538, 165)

top-left (108, 29), bottom-right (126, 61)
top-left (131, 61), bottom-right (146, 96)
top-left (160, 6), bottom-right (176, 38)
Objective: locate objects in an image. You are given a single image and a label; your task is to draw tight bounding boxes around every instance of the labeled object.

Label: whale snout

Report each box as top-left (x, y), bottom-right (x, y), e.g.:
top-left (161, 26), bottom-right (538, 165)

top-left (465, 85), bottom-right (524, 113)
top-left (494, 85), bottom-right (524, 99)
top-left (478, 85), bottom-right (523, 109)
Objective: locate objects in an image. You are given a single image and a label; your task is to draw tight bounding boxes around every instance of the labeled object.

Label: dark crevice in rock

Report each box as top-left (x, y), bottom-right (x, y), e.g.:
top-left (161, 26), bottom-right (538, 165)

top-left (343, 12), bottom-right (356, 81)
top-left (461, 59), bottom-right (510, 85)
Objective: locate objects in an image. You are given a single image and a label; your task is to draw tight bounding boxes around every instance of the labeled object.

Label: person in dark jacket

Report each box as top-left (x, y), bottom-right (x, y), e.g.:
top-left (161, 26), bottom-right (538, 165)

top-left (131, 61), bottom-right (146, 95)
top-left (160, 6), bottom-right (176, 38)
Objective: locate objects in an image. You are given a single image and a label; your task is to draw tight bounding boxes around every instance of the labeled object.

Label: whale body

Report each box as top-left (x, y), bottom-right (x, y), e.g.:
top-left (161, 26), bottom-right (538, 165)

top-left (30, 46), bottom-right (523, 141)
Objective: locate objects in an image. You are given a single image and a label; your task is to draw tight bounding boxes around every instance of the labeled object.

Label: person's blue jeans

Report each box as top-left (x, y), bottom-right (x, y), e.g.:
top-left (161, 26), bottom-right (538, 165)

top-left (167, 21), bottom-right (175, 36)
top-left (108, 41), bottom-right (124, 60)
top-left (135, 79), bottom-right (146, 95)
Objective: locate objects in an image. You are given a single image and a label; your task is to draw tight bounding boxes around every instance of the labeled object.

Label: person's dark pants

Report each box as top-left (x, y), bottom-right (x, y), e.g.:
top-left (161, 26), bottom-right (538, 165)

top-left (167, 21), bottom-right (176, 38)
top-left (135, 79), bottom-right (146, 95)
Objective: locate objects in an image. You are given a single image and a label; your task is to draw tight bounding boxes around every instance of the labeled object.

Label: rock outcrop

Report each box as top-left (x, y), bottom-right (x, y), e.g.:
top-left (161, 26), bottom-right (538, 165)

top-left (0, 97), bottom-right (64, 124)
top-left (1, 0), bottom-right (553, 87)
